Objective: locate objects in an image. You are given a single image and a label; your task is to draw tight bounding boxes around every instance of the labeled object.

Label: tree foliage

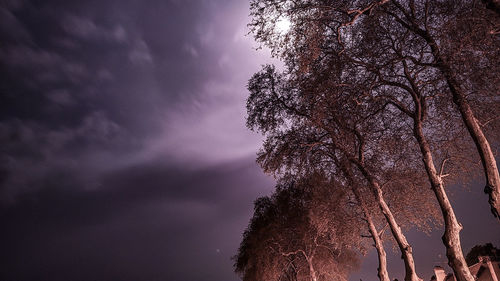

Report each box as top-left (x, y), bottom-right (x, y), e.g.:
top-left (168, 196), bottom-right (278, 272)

top-left (234, 178), bottom-right (360, 281)
top-left (249, 0), bottom-right (500, 218)
top-left (239, 1), bottom-right (500, 281)
top-left (465, 243), bottom-right (500, 266)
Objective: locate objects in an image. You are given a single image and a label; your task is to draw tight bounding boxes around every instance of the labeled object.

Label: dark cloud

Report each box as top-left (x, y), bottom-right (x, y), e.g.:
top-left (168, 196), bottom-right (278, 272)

top-left (0, 157), bottom-right (274, 281)
top-left (0, 0), bottom-right (274, 202)
top-left (0, 0), bottom-right (277, 280)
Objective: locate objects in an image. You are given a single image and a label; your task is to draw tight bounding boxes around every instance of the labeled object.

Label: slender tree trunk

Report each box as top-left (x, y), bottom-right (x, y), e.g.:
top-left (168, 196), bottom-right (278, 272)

top-left (331, 125), bottom-right (420, 281)
top-left (352, 186), bottom-right (391, 281)
top-left (447, 81), bottom-right (500, 220)
top-left (366, 212), bottom-right (390, 281)
top-left (395, 57), bottom-right (476, 281)
top-left (301, 252), bottom-right (318, 281)
top-left (351, 159), bottom-right (423, 281)
top-left (413, 116), bottom-right (475, 281)
top-left (307, 258), bottom-right (318, 281)
top-left (289, 260), bottom-right (298, 281)
top-left (418, 23), bottom-right (500, 221)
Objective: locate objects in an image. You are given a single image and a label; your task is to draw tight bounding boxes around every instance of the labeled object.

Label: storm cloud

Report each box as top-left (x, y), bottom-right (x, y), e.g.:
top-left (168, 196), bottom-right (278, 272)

top-left (1, 0), bottom-right (277, 280)
top-left (0, 0), bottom-right (276, 201)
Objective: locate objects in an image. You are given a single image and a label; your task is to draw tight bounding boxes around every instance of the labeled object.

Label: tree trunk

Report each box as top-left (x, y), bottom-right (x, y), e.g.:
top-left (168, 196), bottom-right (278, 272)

top-left (352, 186), bottom-right (391, 281)
top-left (386, 1), bottom-right (500, 220)
top-left (352, 159), bottom-right (423, 281)
top-left (396, 54), bottom-right (476, 281)
top-left (418, 24), bottom-right (500, 221)
top-left (305, 255), bottom-right (318, 281)
top-left (413, 116), bottom-right (475, 281)
top-left (447, 82), bottom-right (500, 220)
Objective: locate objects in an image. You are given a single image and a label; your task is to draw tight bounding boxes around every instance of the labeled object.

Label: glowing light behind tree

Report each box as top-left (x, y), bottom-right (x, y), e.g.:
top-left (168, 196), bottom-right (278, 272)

top-left (275, 16), bottom-right (291, 34)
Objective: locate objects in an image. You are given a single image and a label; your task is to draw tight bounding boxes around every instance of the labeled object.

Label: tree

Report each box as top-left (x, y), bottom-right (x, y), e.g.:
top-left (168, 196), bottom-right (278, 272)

top-left (247, 64), bottom-right (441, 281)
top-left (304, 170), bottom-right (391, 281)
top-left (465, 243), bottom-right (500, 266)
top-left (336, 10), bottom-right (480, 281)
top-left (379, 0), bottom-right (500, 222)
top-left (247, 1), bottom-right (500, 280)
top-left (234, 178), bottom-right (360, 281)
top-left (249, 0), bottom-right (500, 223)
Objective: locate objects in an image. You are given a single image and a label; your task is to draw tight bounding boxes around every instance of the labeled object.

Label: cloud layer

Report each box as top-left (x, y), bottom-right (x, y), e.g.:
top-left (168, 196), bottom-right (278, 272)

top-left (0, 1), bottom-right (277, 280)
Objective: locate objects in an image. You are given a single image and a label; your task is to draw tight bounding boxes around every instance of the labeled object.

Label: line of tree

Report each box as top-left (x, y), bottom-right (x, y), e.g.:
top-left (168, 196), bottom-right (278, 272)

top-left (235, 1), bottom-right (500, 281)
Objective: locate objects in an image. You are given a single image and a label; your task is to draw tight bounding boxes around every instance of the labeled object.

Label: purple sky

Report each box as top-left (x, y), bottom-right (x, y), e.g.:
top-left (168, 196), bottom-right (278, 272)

top-left (0, 1), bottom-right (498, 281)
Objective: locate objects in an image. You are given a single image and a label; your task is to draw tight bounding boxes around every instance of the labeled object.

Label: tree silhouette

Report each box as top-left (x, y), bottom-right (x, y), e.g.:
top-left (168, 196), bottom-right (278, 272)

top-left (465, 243), bottom-right (500, 266)
top-left (234, 178), bottom-right (360, 281)
top-left (249, 0), bottom-right (500, 222)
top-left (246, 63), bottom-right (441, 281)
top-left (243, 1), bottom-right (500, 281)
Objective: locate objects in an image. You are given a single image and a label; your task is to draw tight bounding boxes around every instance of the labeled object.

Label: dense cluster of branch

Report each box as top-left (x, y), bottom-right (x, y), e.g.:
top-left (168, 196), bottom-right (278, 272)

top-left (234, 177), bottom-right (360, 281)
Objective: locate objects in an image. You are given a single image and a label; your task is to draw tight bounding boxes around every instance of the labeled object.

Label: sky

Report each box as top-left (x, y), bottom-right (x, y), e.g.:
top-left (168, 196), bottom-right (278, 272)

top-left (0, 1), bottom-right (498, 281)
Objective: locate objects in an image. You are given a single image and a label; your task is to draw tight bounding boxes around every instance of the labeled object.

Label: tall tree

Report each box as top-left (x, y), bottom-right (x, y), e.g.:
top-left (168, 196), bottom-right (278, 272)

top-left (249, 0), bottom-right (500, 222)
top-left (234, 179), bottom-right (359, 281)
top-left (247, 1), bottom-right (500, 280)
top-left (247, 65), bottom-right (440, 281)
top-left (304, 170), bottom-right (391, 281)
top-left (380, 0), bottom-right (500, 222)
top-left (332, 11), bottom-right (479, 280)
top-left (247, 2), bottom-right (500, 281)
